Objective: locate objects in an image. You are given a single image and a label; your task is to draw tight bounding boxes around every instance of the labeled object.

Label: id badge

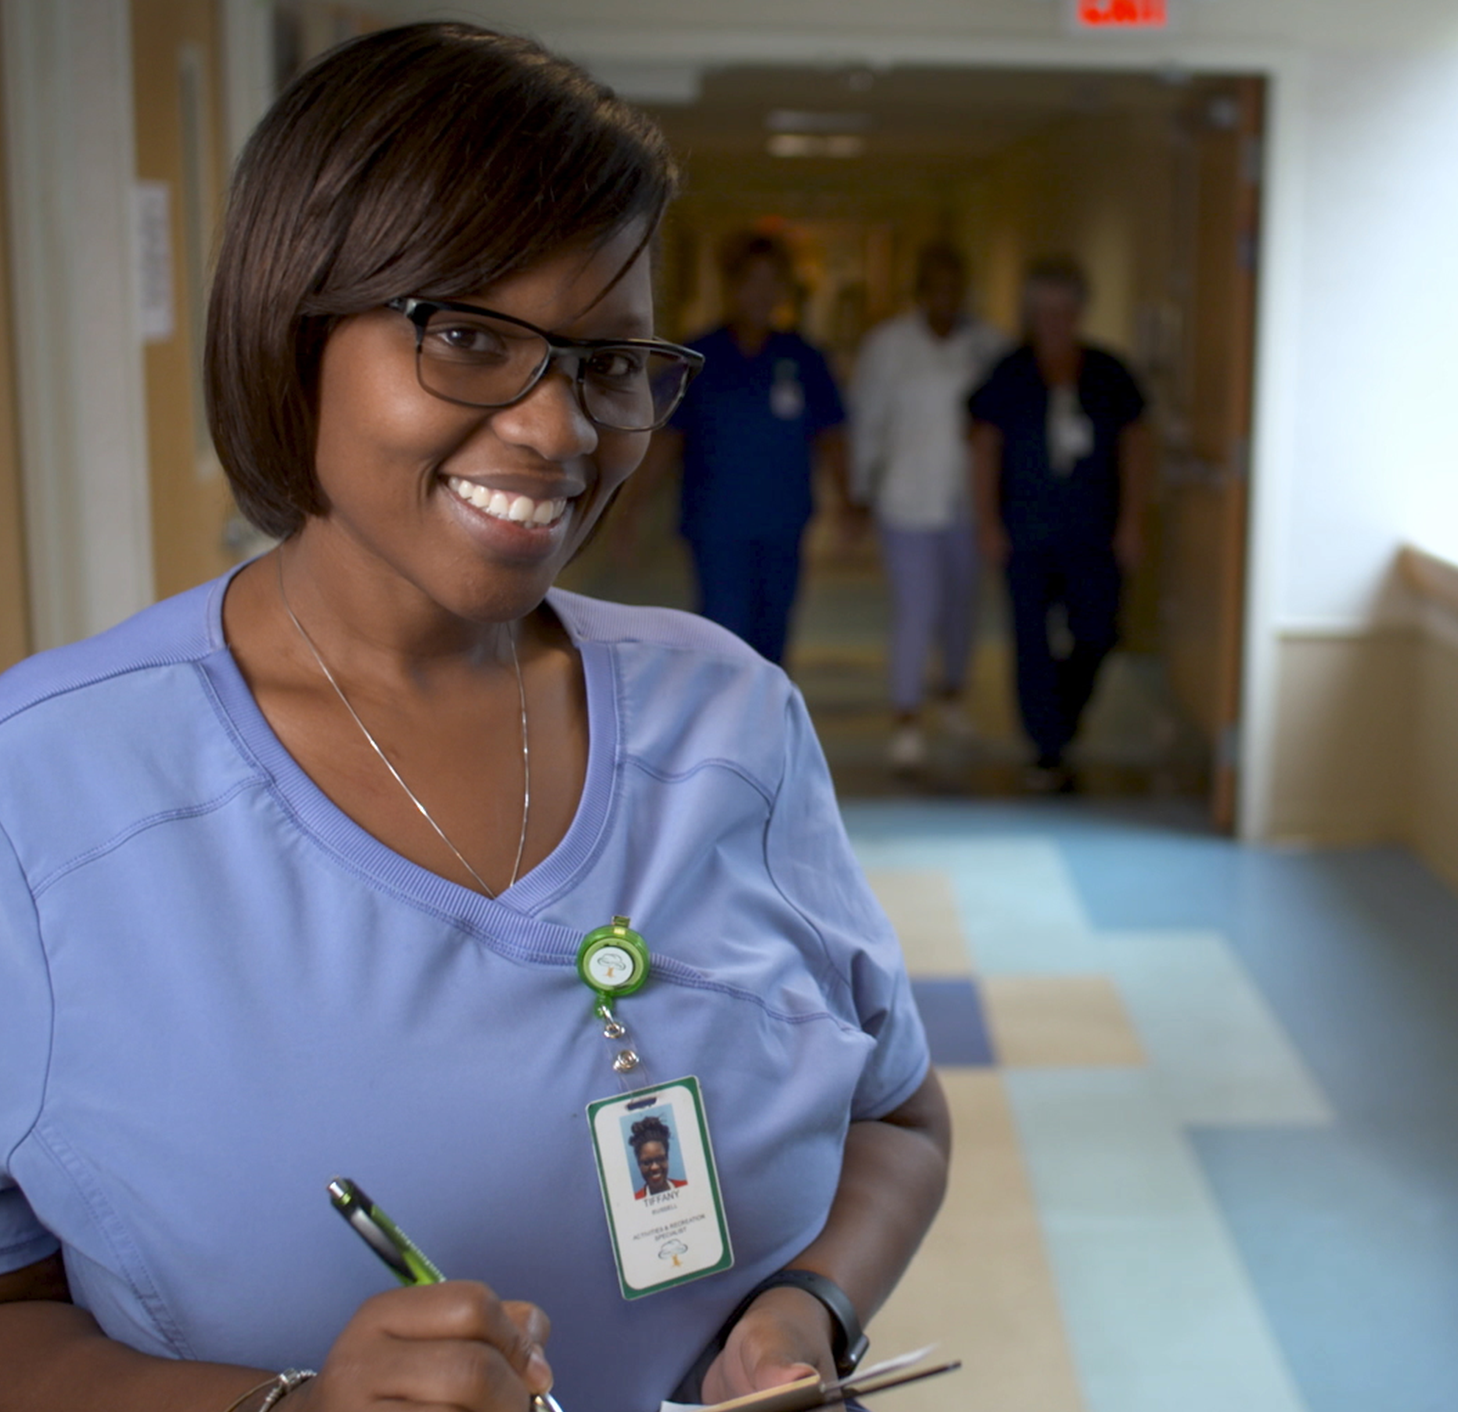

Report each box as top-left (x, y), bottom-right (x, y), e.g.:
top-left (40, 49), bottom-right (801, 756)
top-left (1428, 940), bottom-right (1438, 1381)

top-left (587, 1076), bottom-right (734, 1299)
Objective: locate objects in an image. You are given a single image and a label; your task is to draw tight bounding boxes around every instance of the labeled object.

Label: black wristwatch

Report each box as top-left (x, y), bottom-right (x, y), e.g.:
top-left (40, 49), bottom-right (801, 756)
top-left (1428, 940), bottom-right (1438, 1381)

top-left (671, 1267), bottom-right (869, 1401)
top-left (746, 1269), bottom-right (869, 1377)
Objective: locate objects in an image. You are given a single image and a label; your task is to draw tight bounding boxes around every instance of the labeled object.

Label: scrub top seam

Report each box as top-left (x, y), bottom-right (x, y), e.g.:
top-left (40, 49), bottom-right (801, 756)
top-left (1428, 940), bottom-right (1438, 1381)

top-left (0, 649), bottom-right (206, 728)
top-left (760, 693), bottom-right (859, 1010)
top-left (620, 753), bottom-right (776, 806)
top-left (28, 1121), bottom-right (196, 1359)
top-left (28, 778), bottom-right (267, 898)
top-left (0, 815), bottom-right (55, 1173)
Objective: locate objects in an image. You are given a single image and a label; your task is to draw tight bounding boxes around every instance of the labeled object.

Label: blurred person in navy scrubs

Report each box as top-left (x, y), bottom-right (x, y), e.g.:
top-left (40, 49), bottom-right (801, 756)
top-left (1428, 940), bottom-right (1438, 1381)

top-left (968, 256), bottom-right (1152, 792)
top-left (638, 233), bottom-right (848, 665)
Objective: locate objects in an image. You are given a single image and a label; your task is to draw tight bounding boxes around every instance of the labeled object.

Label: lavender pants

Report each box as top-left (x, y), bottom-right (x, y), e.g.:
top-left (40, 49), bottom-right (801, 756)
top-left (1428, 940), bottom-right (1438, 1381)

top-left (878, 519), bottom-right (980, 713)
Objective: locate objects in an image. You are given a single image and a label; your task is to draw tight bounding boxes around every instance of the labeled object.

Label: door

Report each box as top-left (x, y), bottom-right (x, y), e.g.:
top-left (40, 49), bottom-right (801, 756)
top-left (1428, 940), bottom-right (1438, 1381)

top-left (1162, 77), bottom-right (1263, 830)
top-left (132, 0), bottom-right (238, 599)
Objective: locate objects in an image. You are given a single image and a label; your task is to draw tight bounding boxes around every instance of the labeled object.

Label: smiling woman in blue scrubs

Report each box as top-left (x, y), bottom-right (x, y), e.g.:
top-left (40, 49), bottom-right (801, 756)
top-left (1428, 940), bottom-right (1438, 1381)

top-left (0, 23), bottom-right (948, 1412)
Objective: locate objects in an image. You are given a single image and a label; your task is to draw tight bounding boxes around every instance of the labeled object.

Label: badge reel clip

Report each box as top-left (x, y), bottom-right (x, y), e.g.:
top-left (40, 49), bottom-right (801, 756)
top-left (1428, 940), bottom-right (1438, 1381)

top-left (577, 916), bottom-right (652, 1078)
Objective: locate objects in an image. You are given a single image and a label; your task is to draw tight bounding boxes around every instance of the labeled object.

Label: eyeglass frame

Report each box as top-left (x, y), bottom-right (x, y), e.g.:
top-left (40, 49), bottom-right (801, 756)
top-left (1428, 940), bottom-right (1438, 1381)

top-left (386, 296), bottom-right (704, 433)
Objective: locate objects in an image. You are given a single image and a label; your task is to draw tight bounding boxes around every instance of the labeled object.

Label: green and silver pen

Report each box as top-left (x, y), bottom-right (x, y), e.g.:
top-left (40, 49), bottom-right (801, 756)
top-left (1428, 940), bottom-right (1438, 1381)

top-left (327, 1177), bottom-right (564, 1412)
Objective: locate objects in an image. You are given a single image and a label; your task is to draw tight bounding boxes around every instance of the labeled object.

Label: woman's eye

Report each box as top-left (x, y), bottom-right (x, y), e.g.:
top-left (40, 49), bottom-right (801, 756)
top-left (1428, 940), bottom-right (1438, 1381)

top-left (588, 349), bottom-right (646, 382)
top-left (426, 322), bottom-right (508, 360)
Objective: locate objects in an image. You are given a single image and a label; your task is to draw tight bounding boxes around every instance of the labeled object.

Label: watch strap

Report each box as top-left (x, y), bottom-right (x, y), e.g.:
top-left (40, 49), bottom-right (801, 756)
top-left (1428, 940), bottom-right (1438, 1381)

top-left (752, 1269), bottom-right (869, 1377)
top-left (670, 1268), bottom-right (869, 1402)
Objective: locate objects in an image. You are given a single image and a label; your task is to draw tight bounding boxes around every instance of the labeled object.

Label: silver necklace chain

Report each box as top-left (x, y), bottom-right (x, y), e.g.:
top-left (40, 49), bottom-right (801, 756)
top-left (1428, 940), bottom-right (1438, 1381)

top-left (275, 553), bottom-right (530, 898)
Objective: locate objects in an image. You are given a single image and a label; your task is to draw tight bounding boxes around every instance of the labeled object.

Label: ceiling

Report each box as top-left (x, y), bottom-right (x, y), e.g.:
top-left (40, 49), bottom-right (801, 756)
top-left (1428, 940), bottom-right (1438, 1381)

top-left (643, 63), bottom-right (1222, 165)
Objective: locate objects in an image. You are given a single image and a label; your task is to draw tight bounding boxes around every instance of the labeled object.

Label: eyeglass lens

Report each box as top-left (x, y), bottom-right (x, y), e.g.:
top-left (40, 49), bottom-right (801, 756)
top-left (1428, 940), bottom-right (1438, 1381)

top-left (415, 307), bottom-right (690, 431)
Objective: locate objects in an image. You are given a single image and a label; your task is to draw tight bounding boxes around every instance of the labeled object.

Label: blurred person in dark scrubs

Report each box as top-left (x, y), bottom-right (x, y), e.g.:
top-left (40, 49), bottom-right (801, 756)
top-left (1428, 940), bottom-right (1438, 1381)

top-left (968, 256), bottom-right (1152, 792)
top-left (637, 233), bottom-right (848, 665)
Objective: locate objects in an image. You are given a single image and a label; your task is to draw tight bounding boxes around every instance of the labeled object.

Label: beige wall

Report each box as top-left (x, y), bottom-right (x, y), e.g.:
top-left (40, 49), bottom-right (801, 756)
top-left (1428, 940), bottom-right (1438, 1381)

top-left (1412, 610), bottom-right (1458, 893)
top-left (1266, 550), bottom-right (1458, 893)
top-left (1266, 629), bottom-right (1416, 844)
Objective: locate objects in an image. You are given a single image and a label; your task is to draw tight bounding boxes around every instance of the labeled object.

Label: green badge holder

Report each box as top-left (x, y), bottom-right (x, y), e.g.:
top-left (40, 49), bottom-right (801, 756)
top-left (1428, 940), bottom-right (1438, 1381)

top-left (576, 915), bottom-right (650, 1003)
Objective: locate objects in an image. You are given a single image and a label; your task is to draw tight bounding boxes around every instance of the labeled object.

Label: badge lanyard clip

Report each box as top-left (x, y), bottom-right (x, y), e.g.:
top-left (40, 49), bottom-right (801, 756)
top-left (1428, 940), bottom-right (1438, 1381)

top-left (577, 916), bottom-right (736, 1298)
top-left (577, 915), bottom-right (652, 1087)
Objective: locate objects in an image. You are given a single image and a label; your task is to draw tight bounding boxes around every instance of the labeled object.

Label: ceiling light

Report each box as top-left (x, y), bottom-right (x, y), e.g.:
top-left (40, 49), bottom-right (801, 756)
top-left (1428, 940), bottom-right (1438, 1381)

top-left (764, 109), bottom-right (873, 134)
top-left (766, 133), bottom-right (866, 158)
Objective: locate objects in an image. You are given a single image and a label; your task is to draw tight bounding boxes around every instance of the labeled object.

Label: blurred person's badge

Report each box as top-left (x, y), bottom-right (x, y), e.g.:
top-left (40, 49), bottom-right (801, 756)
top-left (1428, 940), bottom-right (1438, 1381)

top-left (770, 359), bottom-right (805, 420)
top-left (588, 1076), bottom-right (733, 1299)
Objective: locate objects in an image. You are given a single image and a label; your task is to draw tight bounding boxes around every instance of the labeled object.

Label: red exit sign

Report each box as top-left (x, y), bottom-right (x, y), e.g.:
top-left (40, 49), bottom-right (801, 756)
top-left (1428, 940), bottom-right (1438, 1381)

top-left (1073, 0), bottom-right (1169, 28)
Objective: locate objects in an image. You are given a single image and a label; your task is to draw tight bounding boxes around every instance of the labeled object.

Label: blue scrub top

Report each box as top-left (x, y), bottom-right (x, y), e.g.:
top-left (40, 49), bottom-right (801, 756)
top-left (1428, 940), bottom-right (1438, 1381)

top-left (0, 570), bottom-right (926, 1412)
top-left (671, 326), bottom-right (845, 542)
top-left (968, 343), bottom-right (1145, 550)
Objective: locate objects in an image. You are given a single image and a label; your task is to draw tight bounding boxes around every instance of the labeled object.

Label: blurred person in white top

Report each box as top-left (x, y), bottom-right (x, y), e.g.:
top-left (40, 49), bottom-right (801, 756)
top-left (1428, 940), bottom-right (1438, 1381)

top-left (851, 243), bottom-right (1007, 770)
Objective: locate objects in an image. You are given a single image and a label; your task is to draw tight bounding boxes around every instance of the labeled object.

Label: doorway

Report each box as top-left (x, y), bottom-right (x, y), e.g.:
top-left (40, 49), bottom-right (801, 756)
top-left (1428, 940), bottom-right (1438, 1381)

top-left (558, 63), bottom-right (1264, 828)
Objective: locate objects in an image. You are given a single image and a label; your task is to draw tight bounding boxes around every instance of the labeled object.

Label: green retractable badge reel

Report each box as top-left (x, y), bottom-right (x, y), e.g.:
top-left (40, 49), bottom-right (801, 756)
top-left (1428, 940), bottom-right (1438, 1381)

top-left (576, 915), bottom-right (650, 1008)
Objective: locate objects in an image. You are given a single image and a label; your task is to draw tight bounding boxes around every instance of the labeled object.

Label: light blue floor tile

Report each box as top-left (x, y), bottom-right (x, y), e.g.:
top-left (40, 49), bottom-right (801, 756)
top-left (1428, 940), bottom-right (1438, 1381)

top-left (1196, 1126), bottom-right (1458, 1412)
top-left (1100, 930), bottom-right (1334, 1126)
top-left (1006, 1068), bottom-right (1309, 1412)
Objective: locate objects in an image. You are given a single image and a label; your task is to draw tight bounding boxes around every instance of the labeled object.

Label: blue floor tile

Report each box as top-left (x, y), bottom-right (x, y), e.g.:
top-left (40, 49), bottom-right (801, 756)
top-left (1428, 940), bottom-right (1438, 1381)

top-left (909, 977), bottom-right (994, 1067)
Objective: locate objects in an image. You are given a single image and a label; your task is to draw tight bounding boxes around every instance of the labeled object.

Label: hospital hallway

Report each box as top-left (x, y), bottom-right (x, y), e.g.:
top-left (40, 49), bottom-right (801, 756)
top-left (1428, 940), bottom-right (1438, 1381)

top-left (563, 483), bottom-right (1208, 802)
top-left (563, 528), bottom-right (1458, 1412)
top-left (7, 5), bottom-right (1458, 1412)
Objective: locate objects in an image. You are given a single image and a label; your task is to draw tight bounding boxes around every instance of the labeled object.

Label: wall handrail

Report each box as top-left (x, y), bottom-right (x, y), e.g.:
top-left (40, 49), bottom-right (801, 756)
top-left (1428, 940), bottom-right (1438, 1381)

top-left (1399, 546), bottom-right (1458, 619)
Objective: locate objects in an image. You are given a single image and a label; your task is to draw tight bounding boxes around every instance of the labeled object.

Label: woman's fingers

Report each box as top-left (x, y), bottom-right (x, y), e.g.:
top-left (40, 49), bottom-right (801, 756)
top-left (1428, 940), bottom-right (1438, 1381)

top-left (503, 1300), bottom-right (552, 1355)
top-left (315, 1281), bottom-right (554, 1410)
top-left (699, 1286), bottom-right (835, 1404)
top-left (355, 1333), bottom-right (534, 1407)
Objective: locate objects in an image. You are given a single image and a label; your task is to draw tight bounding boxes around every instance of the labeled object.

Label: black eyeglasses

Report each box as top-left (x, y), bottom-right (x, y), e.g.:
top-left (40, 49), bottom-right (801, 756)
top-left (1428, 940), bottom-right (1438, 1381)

top-left (388, 297), bottom-right (704, 433)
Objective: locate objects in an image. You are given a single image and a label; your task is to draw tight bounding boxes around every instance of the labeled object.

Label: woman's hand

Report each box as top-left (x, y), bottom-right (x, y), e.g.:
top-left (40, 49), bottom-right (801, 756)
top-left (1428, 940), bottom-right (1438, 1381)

top-left (293, 1282), bottom-right (552, 1412)
top-left (697, 1285), bottom-right (835, 1404)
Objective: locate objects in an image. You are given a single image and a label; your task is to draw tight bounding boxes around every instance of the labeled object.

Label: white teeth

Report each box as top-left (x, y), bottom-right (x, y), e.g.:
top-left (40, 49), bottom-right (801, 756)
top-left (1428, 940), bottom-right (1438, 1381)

top-left (446, 476), bottom-right (566, 527)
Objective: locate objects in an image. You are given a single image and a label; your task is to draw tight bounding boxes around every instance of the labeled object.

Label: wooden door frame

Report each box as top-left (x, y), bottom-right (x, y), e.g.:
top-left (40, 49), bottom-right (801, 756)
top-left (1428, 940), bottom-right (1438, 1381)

top-left (1, 0), bottom-right (155, 650)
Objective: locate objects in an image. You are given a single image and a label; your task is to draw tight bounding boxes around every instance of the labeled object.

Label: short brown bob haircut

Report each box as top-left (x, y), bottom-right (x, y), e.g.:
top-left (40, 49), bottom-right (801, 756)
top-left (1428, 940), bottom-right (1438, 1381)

top-left (206, 23), bottom-right (678, 540)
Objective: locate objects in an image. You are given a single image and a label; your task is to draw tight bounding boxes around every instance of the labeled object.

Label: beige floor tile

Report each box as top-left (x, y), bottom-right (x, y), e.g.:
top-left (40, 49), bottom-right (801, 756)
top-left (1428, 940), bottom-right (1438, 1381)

top-left (867, 1070), bottom-right (1087, 1412)
top-left (866, 869), bottom-right (977, 975)
top-left (981, 976), bottom-right (1146, 1068)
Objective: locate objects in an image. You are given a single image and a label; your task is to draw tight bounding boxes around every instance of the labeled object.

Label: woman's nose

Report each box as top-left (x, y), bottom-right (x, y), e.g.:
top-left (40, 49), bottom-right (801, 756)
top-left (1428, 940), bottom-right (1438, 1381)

top-left (489, 365), bottom-right (598, 462)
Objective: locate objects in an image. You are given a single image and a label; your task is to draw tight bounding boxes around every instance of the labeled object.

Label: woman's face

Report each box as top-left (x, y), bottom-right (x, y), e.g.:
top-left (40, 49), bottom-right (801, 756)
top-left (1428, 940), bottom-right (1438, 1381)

top-left (636, 1140), bottom-right (670, 1193)
top-left (308, 224), bottom-right (654, 625)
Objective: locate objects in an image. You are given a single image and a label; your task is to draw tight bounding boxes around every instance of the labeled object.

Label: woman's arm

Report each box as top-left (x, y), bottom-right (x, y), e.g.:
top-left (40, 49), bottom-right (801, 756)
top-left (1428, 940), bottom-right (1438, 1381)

top-left (0, 1253), bottom-right (552, 1412)
top-left (970, 422), bottom-right (1009, 564)
top-left (700, 1067), bottom-right (953, 1401)
top-left (0, 1256), bottom-right (276, 1412)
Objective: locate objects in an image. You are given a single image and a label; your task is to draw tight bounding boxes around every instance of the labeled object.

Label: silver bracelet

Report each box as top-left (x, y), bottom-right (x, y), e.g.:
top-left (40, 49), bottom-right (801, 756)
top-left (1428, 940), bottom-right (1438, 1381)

top-left (256, 1368), bottom-right (317, 1411)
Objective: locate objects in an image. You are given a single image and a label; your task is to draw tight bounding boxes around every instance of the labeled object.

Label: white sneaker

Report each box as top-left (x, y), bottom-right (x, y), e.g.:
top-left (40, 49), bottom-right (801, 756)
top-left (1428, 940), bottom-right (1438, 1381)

top-left (888, 725), bottom-right (926, 771)
top-left (938, 701), bottom-right (978, 741)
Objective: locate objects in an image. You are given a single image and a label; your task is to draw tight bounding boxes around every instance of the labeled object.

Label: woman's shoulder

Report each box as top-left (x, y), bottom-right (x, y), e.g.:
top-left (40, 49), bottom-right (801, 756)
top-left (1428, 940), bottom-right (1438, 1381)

top-left (549, 589), bottom-right (778, 666)
top-left (548, 590), bottom-right (800, 784)
top-left (0, 575), bottom-right (257, 880)
top-left (0, 576), bottom-right (225, 729)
